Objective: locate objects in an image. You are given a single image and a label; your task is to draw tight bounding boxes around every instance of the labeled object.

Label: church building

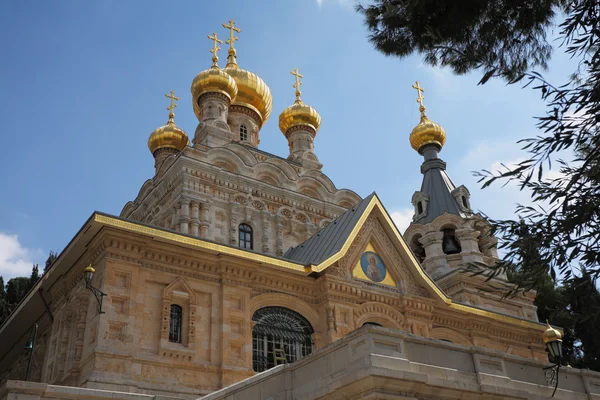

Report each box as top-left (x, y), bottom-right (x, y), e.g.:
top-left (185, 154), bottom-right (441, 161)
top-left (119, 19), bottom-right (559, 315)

top-left (1, 20), bottom-right (599, 400)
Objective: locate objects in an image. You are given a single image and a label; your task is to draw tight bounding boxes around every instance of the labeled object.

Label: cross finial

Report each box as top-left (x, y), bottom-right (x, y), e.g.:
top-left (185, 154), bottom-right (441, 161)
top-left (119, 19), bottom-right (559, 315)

top-left (165, 90), bottom-right (179, 122)
top-left (208, 32), bottom-right (223, 67)
top-left (222, 20), bottom-right (241, 67)
top-left (222, 20), bottom-right (241, 50)
top-left (412, 81), bottom-right (426, 116)
top-left (290, 68), bottom-right (304, 102)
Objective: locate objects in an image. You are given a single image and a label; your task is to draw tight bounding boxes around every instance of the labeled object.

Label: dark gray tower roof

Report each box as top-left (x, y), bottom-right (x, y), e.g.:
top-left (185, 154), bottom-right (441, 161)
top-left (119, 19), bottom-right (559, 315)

top-left (413, 145), bottom-right (471, 225)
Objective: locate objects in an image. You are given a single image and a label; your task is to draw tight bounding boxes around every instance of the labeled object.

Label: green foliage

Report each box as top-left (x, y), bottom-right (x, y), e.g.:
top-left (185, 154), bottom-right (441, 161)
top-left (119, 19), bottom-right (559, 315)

top-left (44, 251), bottom-right (58, 272)
top-left (0, 261), bottom-right (46, 326)
top-left (358, 0), bottom-right (600, 370)
top-left (357, 0), bottom-right (566, 83)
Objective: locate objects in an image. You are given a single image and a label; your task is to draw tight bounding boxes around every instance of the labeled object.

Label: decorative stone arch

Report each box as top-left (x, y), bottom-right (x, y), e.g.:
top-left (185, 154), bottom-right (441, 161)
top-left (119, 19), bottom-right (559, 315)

top-left (135, 180), bottom-right (155, 204)
top-left (156, 153), bottom-right (177, 176)
top-left (160, 277), bottom-right (197, 351)
top-left (263, 158), bottom-right (299, 181)
top-left (334, 189), bottom-right (361, 209)
top-left (430, 327), bottom-right (473, 347)
top-left (302, 170), bottom-right (338, 194)
top-left (354, 302), bottom-right (405, 330)
top-left (223, 142), bottom-right (259, 166)
top-left (206, 147), bottom-right (246, 173)
top-left (296, 176), bottom-right (328, 200)
top-left (120, 201), bottom-right (135, 218)
top-left (249, 293), bottom-right (320, 331)
top-left (431, 212), bottom-right (464, 231)
top-left (253, 162), bottom-right (289, 187)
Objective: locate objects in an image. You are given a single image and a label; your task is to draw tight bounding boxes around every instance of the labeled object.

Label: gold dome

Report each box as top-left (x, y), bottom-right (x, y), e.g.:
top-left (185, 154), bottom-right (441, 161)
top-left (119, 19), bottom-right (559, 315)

top-left (409, 114), bottom-right (447, 152)
top-left (224, 50), bottom-right (272, 127)
top-left (148, 117), bottom-right (189, 154)
top-left (279, 100), bottom-right (321, 135)
top-left (279, 68), bottom-right (320, 135)
top-left (148, 91), bottom-right (188, 155)
top-left (191, 66), bottom-right (238, 120)
top-left (542, 321), bottom-right (562, 344)
top-left (409, 81), bottom-right (446, 153)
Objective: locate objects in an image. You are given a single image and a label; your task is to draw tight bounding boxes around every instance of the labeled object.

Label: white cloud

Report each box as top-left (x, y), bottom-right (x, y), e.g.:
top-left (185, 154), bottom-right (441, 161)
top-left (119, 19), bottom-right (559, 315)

top-left (0, 233), bottom-right (44, 281)
top-left (390, 208), bottom-right (414, 234)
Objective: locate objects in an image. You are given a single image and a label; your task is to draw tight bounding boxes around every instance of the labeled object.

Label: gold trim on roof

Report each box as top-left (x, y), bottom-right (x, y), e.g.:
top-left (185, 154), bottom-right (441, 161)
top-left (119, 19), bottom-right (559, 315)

top-left (93, 214), bottom-right (308, 273)
top-left (92, 204), bottom-right (547, 331)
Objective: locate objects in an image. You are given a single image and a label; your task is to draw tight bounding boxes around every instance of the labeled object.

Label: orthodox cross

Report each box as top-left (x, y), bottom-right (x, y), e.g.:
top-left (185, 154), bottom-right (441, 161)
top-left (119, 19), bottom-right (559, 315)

top-left (412, 81), bottom-right (425, 108)
top-left (208, 32), bottom-right (223, 66)
top-left (165, 90), bottom-right (179, 119)
top-left (290, 67), bottom-right (303, 101)
top-left (222, 20), bottom-right (241, 50)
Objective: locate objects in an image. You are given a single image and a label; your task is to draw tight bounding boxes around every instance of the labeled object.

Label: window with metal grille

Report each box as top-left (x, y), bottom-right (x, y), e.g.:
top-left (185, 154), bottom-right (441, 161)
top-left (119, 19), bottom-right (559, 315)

top-left (240, 124), bottom-right (248, 141)
top-left (169, 304), bottom-right (183, 343)
top-left (252, 307), bottom-right (314, 372)
top-left (239, 223), bottom-right (253, 250)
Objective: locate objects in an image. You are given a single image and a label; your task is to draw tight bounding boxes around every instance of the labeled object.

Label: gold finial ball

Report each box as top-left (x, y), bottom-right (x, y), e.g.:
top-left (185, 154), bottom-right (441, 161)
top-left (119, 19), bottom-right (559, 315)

top-left (84, 265), bottom-right (95, 274)
top-left (542, 320), bottom-right (563, 344)
top-left (279, 100), bottom-right (321, 136)
top-left (191, 67), bottom-right (238, 121)
top-left (409, 115), bottom-right (447, 153)
top-left (224, 65), bottom-right (273, 127)
top-left (148, 121), bottom-right (189, 155)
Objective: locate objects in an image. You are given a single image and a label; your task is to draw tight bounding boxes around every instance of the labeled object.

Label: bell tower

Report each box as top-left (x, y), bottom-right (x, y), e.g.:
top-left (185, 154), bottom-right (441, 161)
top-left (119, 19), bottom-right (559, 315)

top-left (402, 82), bottom-right (538, 321)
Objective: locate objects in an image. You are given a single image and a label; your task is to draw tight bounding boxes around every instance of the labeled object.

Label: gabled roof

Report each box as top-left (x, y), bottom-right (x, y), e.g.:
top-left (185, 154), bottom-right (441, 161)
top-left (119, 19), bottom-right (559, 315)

top-left (284, 193), bottom-right (375, 265)
top-left (415, 158), bottom-right (469, 224)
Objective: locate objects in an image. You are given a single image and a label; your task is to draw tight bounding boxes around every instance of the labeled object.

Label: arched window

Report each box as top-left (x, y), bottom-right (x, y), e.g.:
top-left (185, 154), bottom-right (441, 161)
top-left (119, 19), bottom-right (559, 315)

top-left (442, 228), bottom-right (462, 255)
top-left (240, 124), bottom-right (248, 141)
top-left (252, 307), bottom-right (314, 372)
top-left (169, 304), bottom-right (183, 343)
top-left (239, 223), bottom-right (253, 250)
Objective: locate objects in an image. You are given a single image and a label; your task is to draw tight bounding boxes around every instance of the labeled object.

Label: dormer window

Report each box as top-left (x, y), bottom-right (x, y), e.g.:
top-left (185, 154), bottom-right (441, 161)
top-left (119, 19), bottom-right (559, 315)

top-left (417, 202), bottom-right (423, 215)
top-left (462, 196), bottom-right (468, 208)
top-left (452, 185), bottom-right (472, 213)
top-left (240, 124), bottom-right (248, 141)
top-left (411, 191), bottom-right (429, 221)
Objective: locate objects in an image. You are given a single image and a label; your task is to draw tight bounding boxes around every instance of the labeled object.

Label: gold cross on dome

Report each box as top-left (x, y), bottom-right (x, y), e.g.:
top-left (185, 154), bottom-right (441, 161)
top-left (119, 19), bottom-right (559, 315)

top-left (222, 20), bottom-right (241, 50)
top-left (208, 32), bottom-right (223, 66)
top-left (290, 67), bottom-right (303, 101)
top-left (412, 81), bottom-right (425, 109)
top-left (165, 90), bottom-right (179, 116)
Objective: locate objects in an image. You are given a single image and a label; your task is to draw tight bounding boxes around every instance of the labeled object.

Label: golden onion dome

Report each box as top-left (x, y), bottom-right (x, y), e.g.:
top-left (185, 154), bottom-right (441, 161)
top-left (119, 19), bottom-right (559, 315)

top-left (409, 114), bottom-right (447, 152)
top-left (542, 321), bottom-right (562, 344)
top-left (148, 91), bottom-right (189, 155)
top-left (224, 49), bottom-right (272, 127)
top-left (409, 81), bottom-right (446, 153)
top-left (279, 100), bottom-right (321, 135)
top-left (191, 66), bottom-right (238, 120)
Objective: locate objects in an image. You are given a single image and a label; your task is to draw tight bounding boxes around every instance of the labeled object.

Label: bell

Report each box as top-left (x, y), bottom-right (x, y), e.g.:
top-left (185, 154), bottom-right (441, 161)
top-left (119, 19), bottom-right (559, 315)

top-left (442, 229), bottom-right (461, 255)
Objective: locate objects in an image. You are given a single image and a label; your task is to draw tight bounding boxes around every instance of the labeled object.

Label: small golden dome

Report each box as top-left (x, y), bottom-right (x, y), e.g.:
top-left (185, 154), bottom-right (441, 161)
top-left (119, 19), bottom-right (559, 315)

top-left (224, 50), bottom-right (272, 127)
top-left (409, 114), bottom-right (447, 152)
top-left (148, 118), bottom-right (189, 154)
top-left (543, 321), bottom-right (562, 344)
top-left (409, 81), bottom-right (446, 153)
top-left (148, 90), bottom-right (188, 155)
top-left (191, 66), bottom-right (238, 120)
top-left (279, 68), bottom-right (321, 135)
top-left (279, 100), bottom-right (321, 135)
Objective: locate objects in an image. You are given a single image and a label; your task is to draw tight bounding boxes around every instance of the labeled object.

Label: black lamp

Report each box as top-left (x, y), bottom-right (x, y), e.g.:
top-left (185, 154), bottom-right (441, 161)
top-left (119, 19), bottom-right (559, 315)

top-left (543, 320), bottom-right (563, 397)
top-left (83, 264), bottom-right (106, 314)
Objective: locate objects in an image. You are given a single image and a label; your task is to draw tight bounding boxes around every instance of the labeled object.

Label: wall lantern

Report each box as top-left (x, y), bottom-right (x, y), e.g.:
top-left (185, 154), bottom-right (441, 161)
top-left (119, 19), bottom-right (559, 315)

top-left (83, 264), bottom-right (106, 314)
top-left (542, 320), bottom-right (563, 397)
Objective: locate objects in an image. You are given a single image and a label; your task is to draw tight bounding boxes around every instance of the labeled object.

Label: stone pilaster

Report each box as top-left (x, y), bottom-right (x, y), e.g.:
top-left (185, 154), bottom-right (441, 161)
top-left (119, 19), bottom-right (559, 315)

top-left (261, 211), bottom-right (270, 254)
top-left (456, 228), bottom-right (484, 264)
top-left (200, 202), bottom-right (212, 239)
top-left (419, 231), bottom-right (449, 278)
top-left (179, 199), bottom-right (190, 234)
top-left (275, 216), bottom-right (284, 256)
top-left (190, 201), bottom-right (200, 237)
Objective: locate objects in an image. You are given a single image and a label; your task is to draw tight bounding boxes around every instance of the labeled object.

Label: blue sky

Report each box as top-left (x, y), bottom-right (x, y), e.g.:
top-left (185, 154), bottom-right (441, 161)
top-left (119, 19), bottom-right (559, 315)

top-left (0, 0), bottom-right (576, 280)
